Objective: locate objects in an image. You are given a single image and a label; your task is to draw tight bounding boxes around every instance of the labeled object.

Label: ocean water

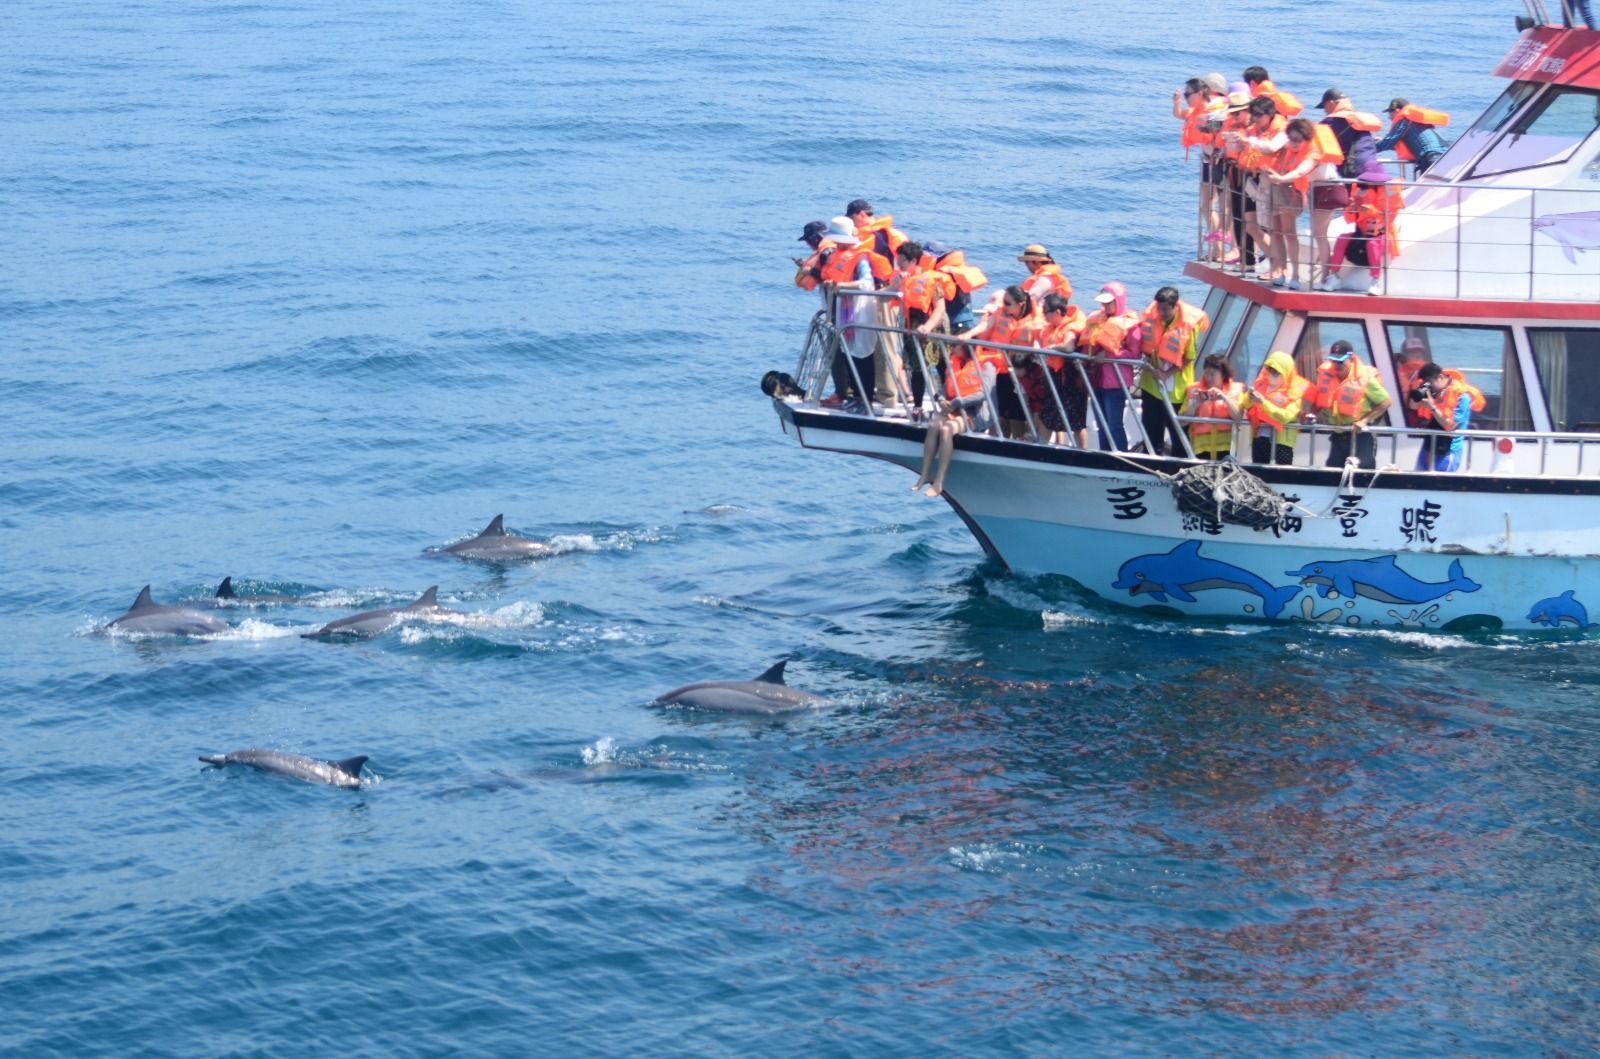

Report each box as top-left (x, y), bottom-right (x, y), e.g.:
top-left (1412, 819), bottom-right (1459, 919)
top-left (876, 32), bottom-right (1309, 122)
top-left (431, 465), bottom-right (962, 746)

top-left (4, 1), bottom-right (1597, 1055)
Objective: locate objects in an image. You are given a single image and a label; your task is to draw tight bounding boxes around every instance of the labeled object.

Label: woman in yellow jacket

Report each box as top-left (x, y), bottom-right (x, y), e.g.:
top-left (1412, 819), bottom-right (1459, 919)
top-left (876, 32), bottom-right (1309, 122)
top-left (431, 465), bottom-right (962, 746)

top-left (1240, 350), bottom-right (1308, 465)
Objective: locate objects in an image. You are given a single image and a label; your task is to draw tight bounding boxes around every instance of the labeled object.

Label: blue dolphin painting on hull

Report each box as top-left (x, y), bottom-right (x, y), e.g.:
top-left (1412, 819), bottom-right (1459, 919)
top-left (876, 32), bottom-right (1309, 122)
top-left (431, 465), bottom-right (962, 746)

top-left (1112, 540), bottom-right (1302, 618)
top-left (1287, 555), bottom-right (1480, 604)
top-left (1526, 590), bottom-right (1599, 629)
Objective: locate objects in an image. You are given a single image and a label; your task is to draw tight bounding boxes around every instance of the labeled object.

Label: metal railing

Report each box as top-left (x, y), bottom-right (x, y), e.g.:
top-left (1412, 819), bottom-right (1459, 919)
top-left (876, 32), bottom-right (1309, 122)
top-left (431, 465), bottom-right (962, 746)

top-left (789, 292), bottom-right (1600, 479)
top-left (1192, 168), bottom-right (1600, 302)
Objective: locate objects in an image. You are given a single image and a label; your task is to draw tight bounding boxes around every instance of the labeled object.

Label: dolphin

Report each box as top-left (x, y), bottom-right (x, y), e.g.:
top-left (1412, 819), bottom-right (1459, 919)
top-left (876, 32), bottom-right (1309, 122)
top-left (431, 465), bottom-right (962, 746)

top-left (653, 661), bottom-right (825, 715)
top-left (1287, 555), bottom-right (1481, 604)
top-left (106, 586), bottom-right (230, 637)
top-left (199, 749), bottom-right (369, 788)
top-left (1526, 589), bottom-right (1599, 629)
top-left (301, 586), bottom-right (463, 639)
top-left (209, 576), bottom-right (313, 606)
top-left (1111, 540), bottom-right (1301, 618)
top-left (440, 515), bottom-right (552, 561)
top-left (1533, 211), bottom-right (1600, 265)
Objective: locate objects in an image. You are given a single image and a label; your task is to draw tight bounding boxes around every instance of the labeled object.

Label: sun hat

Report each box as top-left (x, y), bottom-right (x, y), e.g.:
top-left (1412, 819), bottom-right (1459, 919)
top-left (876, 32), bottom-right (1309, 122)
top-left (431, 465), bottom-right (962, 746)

top-left (1018, 244), bottom-right (1054, 263)
top-left (1355, 162), bottom-right (1391, 183)
top-left (824, 216), bottom-right (859, 244)
top-left (1227, 90), bottom-right (1251, 110)
top-left (1202, 73), bottom-right (1227, 94)
top-left (1094, 290), bottom-right (1117, 305)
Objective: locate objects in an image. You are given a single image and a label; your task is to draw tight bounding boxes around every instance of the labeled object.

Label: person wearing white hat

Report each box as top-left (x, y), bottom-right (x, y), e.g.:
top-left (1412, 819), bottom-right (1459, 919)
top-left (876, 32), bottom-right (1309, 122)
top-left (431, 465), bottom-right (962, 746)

top-left (817, 215), bottom-right (881, 409)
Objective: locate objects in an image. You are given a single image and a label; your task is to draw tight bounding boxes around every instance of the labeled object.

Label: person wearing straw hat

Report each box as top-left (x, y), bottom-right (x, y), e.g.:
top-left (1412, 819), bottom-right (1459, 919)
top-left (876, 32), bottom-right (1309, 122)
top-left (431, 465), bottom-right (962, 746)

top-left (1017, 244), bottom-right (1073, 305)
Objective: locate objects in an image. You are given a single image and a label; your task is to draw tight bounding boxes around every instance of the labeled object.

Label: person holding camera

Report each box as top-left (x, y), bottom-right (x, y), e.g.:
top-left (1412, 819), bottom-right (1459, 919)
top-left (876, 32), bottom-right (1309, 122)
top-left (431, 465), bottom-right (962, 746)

top-left (1408, 362), bottom-right (1473, 472)
top-left (1181, 354), bottom-right (1244, 460)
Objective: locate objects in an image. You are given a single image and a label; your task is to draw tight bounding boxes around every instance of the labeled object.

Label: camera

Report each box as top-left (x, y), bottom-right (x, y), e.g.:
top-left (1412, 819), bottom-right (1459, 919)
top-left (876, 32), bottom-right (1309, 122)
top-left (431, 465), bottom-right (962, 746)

top-left (1408, 387), bottom-right (1429, 402)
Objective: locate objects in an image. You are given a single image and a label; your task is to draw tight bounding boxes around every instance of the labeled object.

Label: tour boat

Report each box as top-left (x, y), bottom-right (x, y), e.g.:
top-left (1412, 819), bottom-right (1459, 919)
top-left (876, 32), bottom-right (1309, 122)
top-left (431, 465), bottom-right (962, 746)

top-left (772, 17), bottom-right (1600, 633)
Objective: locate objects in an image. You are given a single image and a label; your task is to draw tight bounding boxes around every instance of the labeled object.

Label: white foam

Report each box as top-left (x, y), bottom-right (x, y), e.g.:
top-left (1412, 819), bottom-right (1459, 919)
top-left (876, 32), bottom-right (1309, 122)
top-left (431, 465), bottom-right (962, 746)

top-left (489, 600), bottom-right (546, 626)
top-left (581, 736), bottom-right (618, 766)
top-left (949, 841), bottom-right (1043, 875)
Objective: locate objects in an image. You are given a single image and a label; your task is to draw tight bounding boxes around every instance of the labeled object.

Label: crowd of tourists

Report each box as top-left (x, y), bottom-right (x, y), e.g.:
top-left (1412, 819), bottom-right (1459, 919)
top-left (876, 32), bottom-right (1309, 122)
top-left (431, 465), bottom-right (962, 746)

top-left (1174, 67), bottom-right (1447, 295)
top-left (789, 199), bottom-right (1482, 496)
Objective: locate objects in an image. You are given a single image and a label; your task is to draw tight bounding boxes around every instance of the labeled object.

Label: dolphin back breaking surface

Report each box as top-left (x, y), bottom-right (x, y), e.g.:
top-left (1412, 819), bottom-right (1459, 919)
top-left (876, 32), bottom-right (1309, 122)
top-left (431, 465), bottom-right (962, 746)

top-left (302, 586), bottom-right (453, 639)
top-left (653, 660), bottom-right (825, 715)
top-left (440, 514), bottom-right (553, 561)
top-left (199, 749), bottom-right (369, 788)
top-left (106, 585), bottom-right (230, 637)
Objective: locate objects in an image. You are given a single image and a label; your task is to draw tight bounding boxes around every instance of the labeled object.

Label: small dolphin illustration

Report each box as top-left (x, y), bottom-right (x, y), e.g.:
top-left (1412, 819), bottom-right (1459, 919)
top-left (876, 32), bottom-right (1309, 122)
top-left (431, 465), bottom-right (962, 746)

top-left (199, 749), bottom-right (369, 788)
top-left (302, 586), bottom-right (464, 639)
top-left (209, 576), bottom-right (314, 606)
top-left (440, 514), bottom-right (553, 561)
top-left (653, 661), bottom-right (825, 715)
top-left (106, 586), bottom-right (230, 637)
top-left (1287, 555), bottom-right (1480, 604)
top-left (1533, 211), bottom-right (1600, 265)
top-left (1111, 540), bottom-right (1301, 617)
top-left (1526, 589), bottom-right (1599, 629)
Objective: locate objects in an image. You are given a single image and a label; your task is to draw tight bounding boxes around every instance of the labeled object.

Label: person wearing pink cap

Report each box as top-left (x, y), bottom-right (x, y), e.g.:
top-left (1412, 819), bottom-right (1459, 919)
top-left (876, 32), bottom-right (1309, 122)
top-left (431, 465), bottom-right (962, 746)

top-left (1078, 282), bottom-right (1143, 451)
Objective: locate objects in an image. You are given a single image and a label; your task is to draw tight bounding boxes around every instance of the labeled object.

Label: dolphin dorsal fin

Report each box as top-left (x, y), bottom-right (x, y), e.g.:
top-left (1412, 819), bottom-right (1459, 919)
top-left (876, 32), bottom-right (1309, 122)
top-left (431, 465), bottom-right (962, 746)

top-left (1173, 540), bottom-right (1203, 558)
top-left (130, 585), bottom-right (156, 611)
top-left (412, 586), bottom-right (439, 608)
top-left (754, 660), bottom-right (788, 685)
top-left (482, 514), bottom-right (506, 537)
top-left (1561, 589), bottom-right (1577, 600)
top-left (215, 576), bottom-right (235, 599)
top-left (1374, 554), bottom-right (1400, 565)
top-left (333, 755), bottom-right (369, 777)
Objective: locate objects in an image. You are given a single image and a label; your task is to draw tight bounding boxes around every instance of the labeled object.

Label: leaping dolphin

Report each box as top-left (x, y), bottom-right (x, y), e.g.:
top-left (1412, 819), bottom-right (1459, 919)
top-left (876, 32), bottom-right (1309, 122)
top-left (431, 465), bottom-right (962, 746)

top-left (653, 661), bottom-right (825, 715)
top-left (440, 515), bottom-right (553, 561)
top-left (106, 586), bottom-right (230, 637)
top-left (199, 749), bottom-right (369, 788)
top-left (301, 586), bottom-right (464, 639)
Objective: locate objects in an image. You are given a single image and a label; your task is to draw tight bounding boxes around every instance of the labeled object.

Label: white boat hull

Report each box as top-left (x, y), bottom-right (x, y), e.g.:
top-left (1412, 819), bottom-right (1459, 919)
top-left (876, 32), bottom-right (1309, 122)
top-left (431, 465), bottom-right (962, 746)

top-left (780, 403), bottom-right (1600, 633)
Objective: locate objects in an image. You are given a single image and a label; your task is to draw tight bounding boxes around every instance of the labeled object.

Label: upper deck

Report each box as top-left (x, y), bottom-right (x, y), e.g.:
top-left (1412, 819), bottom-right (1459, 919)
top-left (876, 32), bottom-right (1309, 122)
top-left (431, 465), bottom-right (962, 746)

top-left (1205, 22), bottom-right (1600, 305)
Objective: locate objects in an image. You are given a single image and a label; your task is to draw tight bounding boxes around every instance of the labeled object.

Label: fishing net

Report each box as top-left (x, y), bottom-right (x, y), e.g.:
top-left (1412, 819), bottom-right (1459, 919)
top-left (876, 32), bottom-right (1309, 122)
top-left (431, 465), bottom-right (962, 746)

top-left (1167, 460), bottom-right (1286, 530)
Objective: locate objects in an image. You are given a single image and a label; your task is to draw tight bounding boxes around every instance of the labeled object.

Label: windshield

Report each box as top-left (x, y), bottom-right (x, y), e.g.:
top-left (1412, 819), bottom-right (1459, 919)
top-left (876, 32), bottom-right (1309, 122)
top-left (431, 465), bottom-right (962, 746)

top-left (1429, 81), bottom-right (1538, 181)
top-left (1471, 86), bottom-right (1600, 177)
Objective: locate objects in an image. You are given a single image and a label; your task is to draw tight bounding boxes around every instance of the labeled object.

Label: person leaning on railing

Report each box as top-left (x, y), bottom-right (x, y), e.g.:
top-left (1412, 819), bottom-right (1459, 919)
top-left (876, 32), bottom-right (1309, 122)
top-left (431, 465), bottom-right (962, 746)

top-left (1082, 282), bottom-right (1143, 452)
top-left (890, 240), bottom-right (952, 418)
top-left (1303, 339), bottom-right (1392, 469)
top-left (958, 286), bottom-right (1039, 440)
top-left (910, 345), bottom-right (997, 500)
top-left (1138, 287), bottom-right (1209, 457)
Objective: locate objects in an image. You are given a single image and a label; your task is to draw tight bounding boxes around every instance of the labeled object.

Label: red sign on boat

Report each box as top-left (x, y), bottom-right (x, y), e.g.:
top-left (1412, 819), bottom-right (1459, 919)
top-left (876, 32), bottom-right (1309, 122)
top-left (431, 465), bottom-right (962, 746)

top-left (1491, 26), bottom-right (1600, 89)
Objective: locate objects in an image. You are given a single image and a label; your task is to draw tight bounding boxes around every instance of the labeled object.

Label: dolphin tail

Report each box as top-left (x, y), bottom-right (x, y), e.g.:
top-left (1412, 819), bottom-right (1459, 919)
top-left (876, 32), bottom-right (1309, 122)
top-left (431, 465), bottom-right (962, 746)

top-left (215, 576), bottom-right (235, 599)
top-left (1447, 559), bottom-right (1481, 593)
top-left (332, 756), bottom-right (369, 778)
top-left (198, 755), bottom-right (227, 766)
top-left (754, 660), bottom-right (788, 685)
top-left (412, 586), bottom-right (439, 608)
top-left (1263, 584), bottom-right (1301, 619)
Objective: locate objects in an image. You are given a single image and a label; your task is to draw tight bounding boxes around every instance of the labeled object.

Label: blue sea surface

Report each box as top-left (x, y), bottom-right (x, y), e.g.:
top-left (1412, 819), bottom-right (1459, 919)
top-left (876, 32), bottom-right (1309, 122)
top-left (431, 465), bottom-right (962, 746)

top-left (4, 1), bottom-right (1597, 1055)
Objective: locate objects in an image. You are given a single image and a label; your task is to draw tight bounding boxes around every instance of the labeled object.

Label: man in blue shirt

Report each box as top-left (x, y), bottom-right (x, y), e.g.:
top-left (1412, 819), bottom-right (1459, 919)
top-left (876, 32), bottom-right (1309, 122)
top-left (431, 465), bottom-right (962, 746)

top-left (1376, 98), bottom-right (1448, 175)
top-left (1408, 362), bottom-right (1473, 472)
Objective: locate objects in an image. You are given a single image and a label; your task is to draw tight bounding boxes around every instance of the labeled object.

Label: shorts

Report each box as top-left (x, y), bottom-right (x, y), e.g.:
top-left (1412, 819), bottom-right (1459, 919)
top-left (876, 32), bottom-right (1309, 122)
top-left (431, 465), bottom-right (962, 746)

top-left (1312, 183), bottom-right (1350, 210)
top-left (1259, 179), bottom-right (1304, 215)
top-left (1200, 158), bottom-right (1224, 186)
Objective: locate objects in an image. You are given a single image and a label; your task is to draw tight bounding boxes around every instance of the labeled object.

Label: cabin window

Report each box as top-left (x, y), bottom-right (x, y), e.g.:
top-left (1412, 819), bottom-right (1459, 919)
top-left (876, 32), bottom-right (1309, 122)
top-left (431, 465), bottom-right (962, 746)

top-left (1529, 328), bottom-right (1600, 432)
top-left (1200, 286), bottom-right (1228, 326)
top-left (1199, 293), bottom-right (1246, 361)
top-left (1293, 318), bottom-right (1372, 382)
top-left (1384, 323), bottom-right (1531, 431)
top-left (1431, 81), bottom-right (1539, 181)
top-left (1471, 87), bottom-right (1600, 178)
top-left (1228, 305), bottom-right (1285, 384)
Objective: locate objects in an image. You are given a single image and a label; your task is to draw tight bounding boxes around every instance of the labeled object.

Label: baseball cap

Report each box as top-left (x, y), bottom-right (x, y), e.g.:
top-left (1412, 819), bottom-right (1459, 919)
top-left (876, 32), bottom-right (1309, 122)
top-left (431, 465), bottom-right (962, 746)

top-left (1318, 88), bottom-right (1347, 110)
top-left (798, 220), bottom-right (827, 244)
top-left (1326, 340), bottom-right (1355, 362)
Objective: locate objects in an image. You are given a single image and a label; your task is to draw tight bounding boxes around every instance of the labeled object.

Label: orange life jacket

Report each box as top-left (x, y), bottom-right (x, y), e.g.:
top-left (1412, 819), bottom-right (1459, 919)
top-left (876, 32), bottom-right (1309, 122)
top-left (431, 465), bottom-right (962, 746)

top-left (1221, 111), bottom-right (1250, 160)
top-left (1024, 263), bottom-right (1073, 302)
top-left (946, 352), bottom-right (984, 401)
top-left (1346, 184), bottom-right (1405, 256)
top-left (1081, 310), bottom-right (1132, 356)
top-left (1250, 79), bottom-right (1304, 118)
top-left (1189, 380), bottom-right (1244, 440)
top-left (1389, 105), bottom-right (1449, 162)
top-left (794, 238), bottom-right (836, 291)
top-left (1237, 115), bottom-right (1287, 173)
top-left (1181, 99), bottom-right (1223, 158)
top-left (975, 310), bottom-right (1039, 375)
top-left (1038, 307), bottom-right (1087, 371)
top-left (923, 249), bottom-right (987, 294)
top-left (820, 246), bottom-right (892, 286)
top-left (1411, 368), bottom-right (1485, 426)
top-left (1345, 110), bottom-right (1384, 133)
top-left (1312, 360), bottom-right (1382, 421)
top-left (1273, 123), bottom-right (1345, 195)
top-left (856, 214), bottom-right (907, 260)
top-left (900, 267), bottom-right (954, 315)
top-left (1245, 369), bottom-right (1310, 435)
top-left (1139, 301), bottom-right (1209, 369)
